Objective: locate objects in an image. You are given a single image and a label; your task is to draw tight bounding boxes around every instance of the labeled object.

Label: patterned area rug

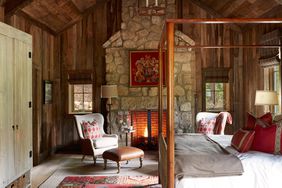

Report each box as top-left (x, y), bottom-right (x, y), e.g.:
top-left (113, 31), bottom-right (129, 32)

top-left (58, 176), bottom-right (161, 188)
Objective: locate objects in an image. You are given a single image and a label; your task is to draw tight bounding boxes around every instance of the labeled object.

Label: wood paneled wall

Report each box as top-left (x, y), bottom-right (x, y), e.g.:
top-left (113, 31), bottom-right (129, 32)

top-left (179, 1), bottom-right (243, 133)
top-left (57, 0), bottom-right (121, 151)
top-left (5, 15), bottom-right (60, 165)
top-left (3, 0), bottom-right (121, 163)
top-left (243, 22), bottom-right (282, 120)
top-left (0, 6), bottom-right (4, 21)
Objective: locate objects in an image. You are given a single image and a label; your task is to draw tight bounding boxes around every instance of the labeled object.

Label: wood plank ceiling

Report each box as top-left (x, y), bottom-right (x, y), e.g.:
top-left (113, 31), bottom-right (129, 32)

top-left (2, 0), bottom-right (97, 34)
top-left (21, 0), bottom-right (96, 34)
top-left (197, 0), bottom-right (282, 18)
top-left (1, 0), bottom-right (282, 35)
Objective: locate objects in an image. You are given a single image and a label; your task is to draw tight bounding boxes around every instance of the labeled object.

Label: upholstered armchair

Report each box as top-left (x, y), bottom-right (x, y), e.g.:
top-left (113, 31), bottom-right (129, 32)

top-left (196, 112), bottom-right (232, 135)
top-left (74, 113), bottom-right (118, 165)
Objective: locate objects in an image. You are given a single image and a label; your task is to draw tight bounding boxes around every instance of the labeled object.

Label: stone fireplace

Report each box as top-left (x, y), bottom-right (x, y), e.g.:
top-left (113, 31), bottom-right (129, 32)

top-left (103, 0), bottom-right (196, 146)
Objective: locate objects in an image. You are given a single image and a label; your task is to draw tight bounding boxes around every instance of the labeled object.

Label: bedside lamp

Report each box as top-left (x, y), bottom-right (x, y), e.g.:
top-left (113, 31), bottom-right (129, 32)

top-left (255, 90), bottom-right (278, 114)
top-left (101, 85), bottom-right (118, 134)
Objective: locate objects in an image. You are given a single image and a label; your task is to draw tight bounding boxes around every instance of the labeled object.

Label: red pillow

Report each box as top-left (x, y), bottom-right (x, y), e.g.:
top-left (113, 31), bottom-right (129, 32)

top-left (251, 124), bottom-right (282, 154)
top-left (245, 113), bottom-right (272, 130)
top-left (81, 120), bottom-right (102, 139)
top-left (231, 129), bottom-right (255, 152)
top-left (197, 118), bottom-right (216, 134)
top-left (245, 113), bottom-right (256, 130)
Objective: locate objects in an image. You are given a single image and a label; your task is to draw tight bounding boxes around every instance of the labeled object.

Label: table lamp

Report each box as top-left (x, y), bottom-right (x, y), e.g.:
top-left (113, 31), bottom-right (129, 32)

top-left (101, 85), bottom-right (118, 134)
top-left (255, 90), bottom-right (278, 114)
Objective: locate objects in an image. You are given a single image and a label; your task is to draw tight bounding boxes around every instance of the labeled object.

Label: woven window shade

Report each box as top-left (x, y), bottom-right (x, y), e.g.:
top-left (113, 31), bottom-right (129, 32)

top-left (259, 29), bottom-right (281, 68)
top-left (67, 70), bottom-right (93, 84)
top-left (203, 68), bottom-right (230, 83)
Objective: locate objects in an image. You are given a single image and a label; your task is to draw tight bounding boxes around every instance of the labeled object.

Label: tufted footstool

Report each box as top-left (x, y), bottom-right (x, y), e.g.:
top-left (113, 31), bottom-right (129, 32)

top-left (102, 146), bottom-right (144, 173)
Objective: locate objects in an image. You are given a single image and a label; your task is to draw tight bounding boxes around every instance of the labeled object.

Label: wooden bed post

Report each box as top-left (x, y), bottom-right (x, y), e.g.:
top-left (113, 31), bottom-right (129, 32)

top-left (158, 46), bottom-right (163, 139)
top-left (167, 21), bottom-right (175, 188)
top-left (158, 38), bottom-right (163, 185)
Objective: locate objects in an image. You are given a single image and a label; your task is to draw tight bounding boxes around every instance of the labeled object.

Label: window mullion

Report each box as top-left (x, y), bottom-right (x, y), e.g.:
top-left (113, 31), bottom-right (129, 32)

top-left (212, 83), bottom-right (216, 108)
top-left (72, 86), bottom-right (75, 112)
top-left (82, 85), bottom-right (85, 111)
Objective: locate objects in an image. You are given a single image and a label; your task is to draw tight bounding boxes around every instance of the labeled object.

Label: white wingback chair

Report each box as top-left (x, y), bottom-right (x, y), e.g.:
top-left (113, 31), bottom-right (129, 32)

top-left (74, 113), bottom-right (118, 165)
top-left (196, 112), bottom-right (218, 126)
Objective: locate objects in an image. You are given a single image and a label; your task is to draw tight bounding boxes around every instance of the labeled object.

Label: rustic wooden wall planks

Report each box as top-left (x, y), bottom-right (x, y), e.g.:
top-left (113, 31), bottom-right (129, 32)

top-left (179, 0), bottom-right (282, 131)
top-left (179, 0), bottom-right (243, 133)
top-left (3, 0), bottom-right (121, 162)
top-left (0, 6), bottom-right (4, 21)
top-left (57, 0), bottom-right (121, 151)
top-left (243, 21), bottom-right (282, 120)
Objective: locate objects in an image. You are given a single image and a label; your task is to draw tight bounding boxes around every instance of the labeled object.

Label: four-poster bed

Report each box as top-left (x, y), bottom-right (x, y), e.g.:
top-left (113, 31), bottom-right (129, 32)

top-left (158, 18), bottom-right (282, 188)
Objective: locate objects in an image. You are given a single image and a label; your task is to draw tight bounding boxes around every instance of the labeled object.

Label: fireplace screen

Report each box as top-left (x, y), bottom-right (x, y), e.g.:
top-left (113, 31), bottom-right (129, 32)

top-left (131, 110), bottom-right (166, 150)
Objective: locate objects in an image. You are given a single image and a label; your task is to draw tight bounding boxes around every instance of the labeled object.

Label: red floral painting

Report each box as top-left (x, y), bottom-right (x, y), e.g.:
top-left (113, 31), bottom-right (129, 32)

top-left (130, 51), bottom-right (165, 86)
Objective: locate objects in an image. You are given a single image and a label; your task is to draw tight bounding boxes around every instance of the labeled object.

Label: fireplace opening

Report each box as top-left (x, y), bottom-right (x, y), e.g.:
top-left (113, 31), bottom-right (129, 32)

top-left (131, 110), bottom-right (166, 150)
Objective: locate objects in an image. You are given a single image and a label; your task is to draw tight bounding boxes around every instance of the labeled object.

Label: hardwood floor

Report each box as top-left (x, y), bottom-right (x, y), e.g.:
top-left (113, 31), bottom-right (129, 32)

top-left (31, 151), bottom-right (158, 187)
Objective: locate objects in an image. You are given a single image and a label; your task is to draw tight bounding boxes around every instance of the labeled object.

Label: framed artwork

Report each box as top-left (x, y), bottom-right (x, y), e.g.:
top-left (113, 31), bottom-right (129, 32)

top-left (130, 50), bottom-right (165, 86)
top-left (43, 80), bottom-right (52, 104)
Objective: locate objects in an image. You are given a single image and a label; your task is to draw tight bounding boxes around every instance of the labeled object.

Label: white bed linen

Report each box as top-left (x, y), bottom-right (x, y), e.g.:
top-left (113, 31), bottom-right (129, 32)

top-left (175, 135), bottom-right (282, 188)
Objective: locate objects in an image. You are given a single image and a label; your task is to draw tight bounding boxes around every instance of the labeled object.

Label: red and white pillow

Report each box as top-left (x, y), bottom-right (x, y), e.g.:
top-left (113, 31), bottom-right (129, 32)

top-left (231, 129), bottom-right (255, 152)
top-left (81, 120), bottom-right (102, 139)
top-left (197, 118), bottom-right (216, 134)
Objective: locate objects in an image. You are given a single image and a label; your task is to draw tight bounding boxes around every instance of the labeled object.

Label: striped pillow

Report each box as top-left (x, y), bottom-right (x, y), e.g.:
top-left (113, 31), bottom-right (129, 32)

top-left (81, 120), bottom-right (102, 139)
top-left (231, 129), bottom-right (255, 152)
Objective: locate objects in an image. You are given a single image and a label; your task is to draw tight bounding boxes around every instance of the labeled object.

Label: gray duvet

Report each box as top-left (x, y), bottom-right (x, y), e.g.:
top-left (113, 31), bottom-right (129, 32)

top-left (175, 134), bottom-right (243, 179)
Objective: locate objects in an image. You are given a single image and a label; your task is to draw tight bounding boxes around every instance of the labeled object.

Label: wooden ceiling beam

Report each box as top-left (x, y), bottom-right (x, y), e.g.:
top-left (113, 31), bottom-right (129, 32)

top-left (69, 0), bottom-right (83, 14)
top-left (56, 1), bottom-right (98, 35)
top-left (16, 10), bottom-right (57, 35)
top-left (4, 0), bottom-right (33, 16)
top-left (188, 0), bottom-right (242, 32)
top-left (223, 0), bottom-right (245, 17)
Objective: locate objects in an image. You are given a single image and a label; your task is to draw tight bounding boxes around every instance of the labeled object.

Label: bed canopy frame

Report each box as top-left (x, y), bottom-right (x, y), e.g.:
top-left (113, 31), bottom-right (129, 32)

top-left (157, 18), bottom-right (282, 188)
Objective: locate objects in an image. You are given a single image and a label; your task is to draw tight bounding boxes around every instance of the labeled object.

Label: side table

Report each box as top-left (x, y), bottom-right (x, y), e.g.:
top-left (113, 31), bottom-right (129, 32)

top-left (123, 129), bottom-right (135, 146)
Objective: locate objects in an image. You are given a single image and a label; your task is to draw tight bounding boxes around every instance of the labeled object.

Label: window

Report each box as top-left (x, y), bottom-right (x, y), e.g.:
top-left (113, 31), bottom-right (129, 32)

top-left (263, 65), bottom-right (281, 115)
top-left (272, 66), bottom-right (280, 114)
top-left (205, 82), bottom-right (230, 112)
top-left (68, 84), bottom-right (93, 114)
top-left (202, 68), bottom-right (231, 112)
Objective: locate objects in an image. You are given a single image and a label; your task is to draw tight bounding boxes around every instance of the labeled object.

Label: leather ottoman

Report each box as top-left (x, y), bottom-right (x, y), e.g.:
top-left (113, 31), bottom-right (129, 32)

top-left (102, 146), bottom-right (144, 173)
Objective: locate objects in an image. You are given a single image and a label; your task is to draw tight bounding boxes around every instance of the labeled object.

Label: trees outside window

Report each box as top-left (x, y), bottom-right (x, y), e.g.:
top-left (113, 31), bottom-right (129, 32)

top-left (205, 82), bottom-right (229, 112)
top-left (69, 84), bottom-right (93, 113)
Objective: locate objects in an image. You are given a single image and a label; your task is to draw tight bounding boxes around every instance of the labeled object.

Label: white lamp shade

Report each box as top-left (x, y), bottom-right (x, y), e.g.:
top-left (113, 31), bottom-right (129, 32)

top-left (101, 85), bottom-right (118, 98)
top-left (255, 90), bottom-right (278, 105)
